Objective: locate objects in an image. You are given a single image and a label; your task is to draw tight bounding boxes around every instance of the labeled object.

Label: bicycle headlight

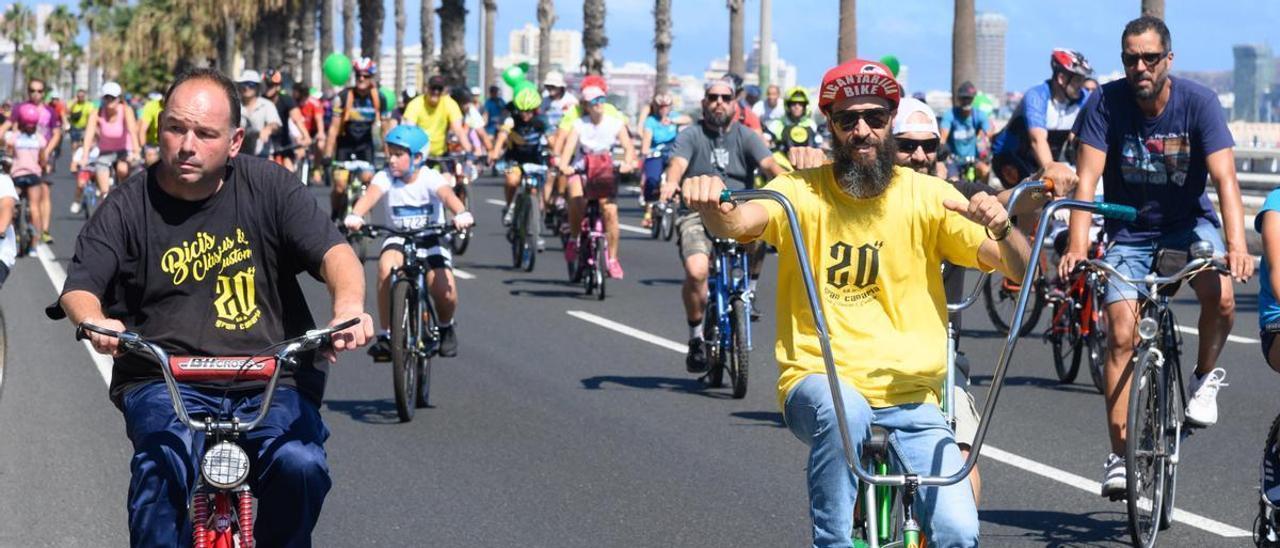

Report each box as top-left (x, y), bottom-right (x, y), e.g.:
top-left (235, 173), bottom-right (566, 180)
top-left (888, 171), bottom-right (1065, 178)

top-left (201, 441), bottom-right (250, 489)
top-left (1137, 317), bottom-right (1159, 341)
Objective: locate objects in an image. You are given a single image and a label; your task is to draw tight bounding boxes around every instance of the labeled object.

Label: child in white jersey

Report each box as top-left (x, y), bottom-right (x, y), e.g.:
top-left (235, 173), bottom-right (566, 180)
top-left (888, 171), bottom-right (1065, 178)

top-left (344, 125), bottom-right (474, 360)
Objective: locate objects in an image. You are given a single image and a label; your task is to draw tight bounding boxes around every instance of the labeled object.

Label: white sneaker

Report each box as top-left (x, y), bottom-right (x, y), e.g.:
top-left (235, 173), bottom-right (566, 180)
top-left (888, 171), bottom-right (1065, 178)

top-left (1102, 453), bottom-right (1126, 497)
top-left (502, 206), bottom-right (514, 227)
top-left (69, 201), bottom-right (82, 215)
top-left (1185, 367), bottom-right (1227, 427)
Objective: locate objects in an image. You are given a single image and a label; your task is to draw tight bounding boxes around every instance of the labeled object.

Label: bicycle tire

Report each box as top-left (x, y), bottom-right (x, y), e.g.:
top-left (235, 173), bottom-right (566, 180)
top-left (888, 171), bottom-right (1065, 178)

top-left (510, 196), bottom-right (527, 268)
top-left (1085, 289), bottom-right (1108, 394)
top-left (1049, 300), bottom-right (1081, 384)
top-left (1257, 414), bottom-right (1280, 546)
top-left (14, 203), bottom-right (31, 257)
top-left (983, 274), bottom-right (1044, 337)
top-left (523, 193), bottom-right (540, 272)
top-left (450, 184), bottom-right (471, 255)
top-left (595, 241), bottom-right (607, 301)
top-left (729, 298), bottom-right (750, 399)
top-left (1126, 349), bottom-right (1165, 548)
top-left (390, 280), bottom-right (419, 422)
top-left (649, 205), bottom-right (662, 239)
top-left (704, 302), bottom-right (724, 388)
top-left (0, 308), bottom-right (7, 402)
top-left (1159, 320), bottom-right (1184, 531)
top-left (662, 208), bottom-right (677, 241)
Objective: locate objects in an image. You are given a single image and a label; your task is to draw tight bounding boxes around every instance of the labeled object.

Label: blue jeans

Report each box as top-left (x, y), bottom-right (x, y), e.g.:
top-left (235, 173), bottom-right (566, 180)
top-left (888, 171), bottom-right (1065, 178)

top-left (784, 375), bottom-right (979, 548)
top-left (122, 382), bottom-right (331, 547)
top-left (1102, 221), bottom-right (1225, 305)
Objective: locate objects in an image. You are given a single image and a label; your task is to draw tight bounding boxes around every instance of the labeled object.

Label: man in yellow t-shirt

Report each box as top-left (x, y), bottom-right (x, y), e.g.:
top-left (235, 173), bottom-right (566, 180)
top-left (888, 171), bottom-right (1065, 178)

top-left (136, 93), bottom-right (164, 166)
top-left (683, 59), bottom-right (1031, 547)
top-left (401, 75), bottom-right (472, 159)
top-left (67, 88), bottom-right (96, 150)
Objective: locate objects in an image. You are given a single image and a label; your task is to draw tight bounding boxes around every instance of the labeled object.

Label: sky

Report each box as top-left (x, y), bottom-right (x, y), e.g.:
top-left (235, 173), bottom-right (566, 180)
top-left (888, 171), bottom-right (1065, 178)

top-left (40, 0), bottom-right (1280, 93)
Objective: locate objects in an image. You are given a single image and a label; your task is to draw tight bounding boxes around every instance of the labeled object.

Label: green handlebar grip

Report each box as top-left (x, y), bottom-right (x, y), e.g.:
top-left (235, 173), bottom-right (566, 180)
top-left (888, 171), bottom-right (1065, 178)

top-left (719, 189), bottom-right (733, 203)
top-left (1095, 202), bottom-right (1138, 221)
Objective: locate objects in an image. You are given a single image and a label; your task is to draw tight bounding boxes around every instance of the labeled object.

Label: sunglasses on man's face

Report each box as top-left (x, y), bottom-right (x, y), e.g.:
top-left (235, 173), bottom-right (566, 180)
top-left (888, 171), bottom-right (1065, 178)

top-left (1122, 51), bottom-right (1167, 68)
top-left (897, 137), bottom-right (940, 154)
top-left (705, 93), bottom-right (734, 104)
top-left (830, 108), bottom-right (893, 132)
top-left (358, 73), bottom-right (375, 81)
top-left (428, 85), bottom-right (444, 94)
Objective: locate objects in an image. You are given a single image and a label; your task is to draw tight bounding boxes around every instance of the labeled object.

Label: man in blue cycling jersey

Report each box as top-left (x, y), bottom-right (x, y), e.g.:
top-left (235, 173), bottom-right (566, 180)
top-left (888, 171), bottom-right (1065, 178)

top-left (1058, 16), bottom-right (1251, 496)
top-left (992, 49), bottom-right (1092, 188)
top-left (940, 81), bottom-right (992, 182)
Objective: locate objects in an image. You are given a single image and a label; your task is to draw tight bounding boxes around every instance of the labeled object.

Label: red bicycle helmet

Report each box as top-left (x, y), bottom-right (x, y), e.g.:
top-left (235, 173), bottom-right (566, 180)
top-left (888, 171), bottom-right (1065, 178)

top-left (352, 57), bottom-right (378, 76)
top-left (1050, 48), bottom-right (1093, 77)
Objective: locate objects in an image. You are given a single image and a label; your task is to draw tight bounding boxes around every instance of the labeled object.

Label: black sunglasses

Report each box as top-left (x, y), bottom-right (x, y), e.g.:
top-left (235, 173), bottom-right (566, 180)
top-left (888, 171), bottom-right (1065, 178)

top-left (1122, 50), bottom-right (1167, 68)
top-left (897, 137), bottom-right (940, 154)
top-left (28, 87), bottom-right (44, 94)
top-left (705, 93), bottom-right (734, 104)
top-left (830, 108), bottom-right (893, 131)
top-left (428, 85), bottom-right (444, 93)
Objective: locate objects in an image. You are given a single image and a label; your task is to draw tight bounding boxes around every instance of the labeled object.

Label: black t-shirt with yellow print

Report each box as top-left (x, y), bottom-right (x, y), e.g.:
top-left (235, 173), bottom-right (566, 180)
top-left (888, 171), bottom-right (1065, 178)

top-left (63, 155), bottom-right (345, 408)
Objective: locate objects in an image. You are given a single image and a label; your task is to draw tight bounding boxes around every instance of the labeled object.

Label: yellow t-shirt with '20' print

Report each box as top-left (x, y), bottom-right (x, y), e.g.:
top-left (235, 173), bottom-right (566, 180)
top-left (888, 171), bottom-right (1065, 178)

top-left (752, 166), bottom-right (992, 410)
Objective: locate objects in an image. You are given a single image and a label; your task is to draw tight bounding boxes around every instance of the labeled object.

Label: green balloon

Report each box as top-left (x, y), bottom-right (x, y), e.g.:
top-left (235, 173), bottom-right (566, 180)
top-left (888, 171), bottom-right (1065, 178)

top-left (517, 61), bottom-right (532, 75)
top-left (380, 86), bottom-right (396, 110)
top-left (879, 55), bottom-right (901, 77)
top-left (971, 92), bottom-right (995, 115)
top-left (513, 80), bottom-right (538, 98)
top-left (502, 65), bottom-right (526, 88)
top-left (323, 53), bottom-right (352, 86)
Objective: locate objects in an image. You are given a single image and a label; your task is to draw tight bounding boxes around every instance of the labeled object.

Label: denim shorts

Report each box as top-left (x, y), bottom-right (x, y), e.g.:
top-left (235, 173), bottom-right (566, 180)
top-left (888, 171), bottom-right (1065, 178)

top-left (1101, 221), bottom-right (1225, 305)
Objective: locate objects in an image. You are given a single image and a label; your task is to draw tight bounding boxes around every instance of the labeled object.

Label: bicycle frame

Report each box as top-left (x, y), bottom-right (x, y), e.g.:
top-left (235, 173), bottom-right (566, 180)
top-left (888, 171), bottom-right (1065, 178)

top-left (708, 238), bottom-right (753, 356)
top-left (721, 182), bottom-right (1137, 547)
top-left (77, 319), bottom-right (357, 546)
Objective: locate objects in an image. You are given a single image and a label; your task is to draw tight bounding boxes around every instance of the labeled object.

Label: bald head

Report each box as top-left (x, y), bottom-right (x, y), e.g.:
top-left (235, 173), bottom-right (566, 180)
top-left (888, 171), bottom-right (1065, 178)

top-left (164, 68), bottom-right (241, 130)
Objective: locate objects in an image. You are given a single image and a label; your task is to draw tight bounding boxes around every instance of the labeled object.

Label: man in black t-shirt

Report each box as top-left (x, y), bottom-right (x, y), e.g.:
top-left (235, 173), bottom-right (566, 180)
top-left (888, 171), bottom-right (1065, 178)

top-left (56, 68), bottom-right (373, 545)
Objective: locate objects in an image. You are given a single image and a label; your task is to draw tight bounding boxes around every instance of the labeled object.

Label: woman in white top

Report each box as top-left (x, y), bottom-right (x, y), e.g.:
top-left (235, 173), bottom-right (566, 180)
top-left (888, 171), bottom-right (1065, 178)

top-left (556, 84), bottom-right (637, 279)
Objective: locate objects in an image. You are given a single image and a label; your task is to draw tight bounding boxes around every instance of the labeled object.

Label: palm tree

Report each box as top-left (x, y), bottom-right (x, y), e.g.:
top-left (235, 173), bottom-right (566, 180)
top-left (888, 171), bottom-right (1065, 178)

top-left (61, 42), bottom-right (84, 93)
top-left (342, 0), bottom-right (355, 59)
top-left (437, 0), bottom-right (467, 86)
top-left (653, 0), bottom-right (671, 94)
top-left (838, 0), bottom-right (856, 62)
top-left (421, 0), bottom-right (435, 82)
top-left (45, 5), bottom-right (79, 93)
top-left (1141, 0), bottom-right (1164, 18)
top-left (301, 0), bottom-right (318, 88)
top-left (358, 0), bottom-right (383, 62)
top-left (394, 0), bottom-right (405, 94)
top-left (3, 2), bottom-right (35, 98)
top-left (483, 0), bottom-right (496, 91)
top-left (18, 45), bottom-right (58, 85)
top-left (78, 0), bottom-right (116, 96)
top-left (536, 0), bottom-right (554, 83)
top-left (582, 0), bottom-right (606, 76)
top-left (320, 0), bottom-right (334, 90)
top-left (727, 0), bottom-right (744, 76)
top-left (952, 0), bottom-right (976, 96)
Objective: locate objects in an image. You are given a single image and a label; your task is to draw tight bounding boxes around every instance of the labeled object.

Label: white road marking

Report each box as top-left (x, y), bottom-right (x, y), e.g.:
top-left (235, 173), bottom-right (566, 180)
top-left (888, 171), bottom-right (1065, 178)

top-left (569, 310), bottom-right (1254, 539)
top-left (983, 445), bottom-right (1252, 538)
top-left (566, 311), bottom-right (687, 353)
top-left (1175, 324), bottom-right (1260, 344)
top-left (485, 198), bottom-right (506, 207)
top-left (453, 268), bottom-right (476, 280)
top-left (35, 244), bottom-right (113, 385)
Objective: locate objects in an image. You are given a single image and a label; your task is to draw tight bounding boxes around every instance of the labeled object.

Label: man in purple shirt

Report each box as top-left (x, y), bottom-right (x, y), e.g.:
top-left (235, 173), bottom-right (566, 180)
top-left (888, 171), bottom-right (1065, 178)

top-left (1059, 16), bottom-right (1252, 497)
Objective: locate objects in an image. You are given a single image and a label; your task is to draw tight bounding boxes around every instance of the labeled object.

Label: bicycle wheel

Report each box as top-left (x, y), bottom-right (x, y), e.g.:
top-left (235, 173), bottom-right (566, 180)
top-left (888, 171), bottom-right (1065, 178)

top-left (450, 184), bottom-right (472, 255)
top-left (1159, 326), bottom-right (1185, 531)
top-left (523, 194), bottom-right (540, 272)
top-left (594, 240), bottom-right (607, 301)
top-left (1049, 300), bottom-right (1081, 383)
top-left (1125, 349), bottom-right (1166, 548)
top-left (649, 205), bottom-right (662, 239)
top-left (1257, 414), bottom-right (1280, 546)
top-left (0, 308), bottom-right (7, 401)
top-left (983, 274), bottom-right (1044, 337)
top-left (703, 302), bottom-right (724, 388)
top-left (416, 329), bottom-right (433, 409)
top-left (1085, 292), bottom-right (1108, 394)
top-left (15, 205), bottom-right (33, 257)
top-left (662, 207), bottom-right (677, 241)
top-left (729, 298), bottom-right (750, 399)
top-left (390, 280), bottom-right (419, 422)
top-left (510, 196), bottom-right (526, 268)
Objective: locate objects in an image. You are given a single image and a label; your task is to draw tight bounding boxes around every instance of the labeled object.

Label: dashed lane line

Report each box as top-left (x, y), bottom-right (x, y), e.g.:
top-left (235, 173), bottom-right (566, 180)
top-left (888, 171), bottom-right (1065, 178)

top-left (567, 309), bottom-right (1253, 539)
top-left (1175, 324), bottom-right (1260, 344)
top-left (35, 244), bottom-right (113, 385)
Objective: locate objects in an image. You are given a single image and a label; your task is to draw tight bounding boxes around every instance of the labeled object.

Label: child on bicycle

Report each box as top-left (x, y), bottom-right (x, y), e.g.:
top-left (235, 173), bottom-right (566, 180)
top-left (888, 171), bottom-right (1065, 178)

top-left (343, 125), bottom-right (474, 360)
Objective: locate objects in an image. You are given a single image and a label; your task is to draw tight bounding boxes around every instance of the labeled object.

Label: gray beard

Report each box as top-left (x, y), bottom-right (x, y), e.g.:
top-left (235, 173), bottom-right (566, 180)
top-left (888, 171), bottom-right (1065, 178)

top-left (832, 133), bottom-right (898, 199)
top-left (1133, 75), bottom-right (1167, 100)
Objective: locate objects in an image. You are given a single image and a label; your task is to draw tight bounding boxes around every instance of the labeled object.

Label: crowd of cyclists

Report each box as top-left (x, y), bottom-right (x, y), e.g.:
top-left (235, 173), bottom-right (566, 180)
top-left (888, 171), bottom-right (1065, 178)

top-left (3, 11), bottom-right (1280, 547)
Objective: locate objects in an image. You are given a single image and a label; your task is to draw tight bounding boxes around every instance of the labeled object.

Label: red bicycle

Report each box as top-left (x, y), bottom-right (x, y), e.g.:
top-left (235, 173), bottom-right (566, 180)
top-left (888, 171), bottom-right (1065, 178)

top-left (1045, 229), bottom-right (1109, 392)
top-left (76, 318), bottom-right (359, 547)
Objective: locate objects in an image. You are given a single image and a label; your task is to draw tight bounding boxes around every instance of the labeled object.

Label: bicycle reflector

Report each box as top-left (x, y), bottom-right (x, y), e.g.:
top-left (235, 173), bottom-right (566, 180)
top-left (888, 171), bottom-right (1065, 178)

top-left (202, 441), bottom-right (251, 489)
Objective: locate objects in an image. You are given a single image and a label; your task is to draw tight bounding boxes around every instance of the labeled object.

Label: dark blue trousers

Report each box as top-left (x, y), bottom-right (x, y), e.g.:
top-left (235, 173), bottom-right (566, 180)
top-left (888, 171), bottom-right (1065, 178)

top-left (122, 381), bottom-right (331, 547)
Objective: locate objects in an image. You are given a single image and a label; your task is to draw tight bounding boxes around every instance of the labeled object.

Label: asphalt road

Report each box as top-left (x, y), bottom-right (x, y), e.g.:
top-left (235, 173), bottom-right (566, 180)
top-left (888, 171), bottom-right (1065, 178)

top-left (0, 152), bottom-right (1272, 547)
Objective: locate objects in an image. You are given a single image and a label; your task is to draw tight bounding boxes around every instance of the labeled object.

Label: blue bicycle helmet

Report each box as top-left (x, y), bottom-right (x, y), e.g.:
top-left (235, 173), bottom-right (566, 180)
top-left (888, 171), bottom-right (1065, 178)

top-left (385, 125), bottom-right (430, 156)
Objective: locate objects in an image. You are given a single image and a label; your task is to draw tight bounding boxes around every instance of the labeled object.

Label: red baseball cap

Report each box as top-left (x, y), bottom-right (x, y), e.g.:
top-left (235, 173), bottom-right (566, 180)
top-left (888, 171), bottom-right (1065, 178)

top-left (581, 75), bottom-right (607, 94)
top-left (817, 59), bottom-right (902, 114)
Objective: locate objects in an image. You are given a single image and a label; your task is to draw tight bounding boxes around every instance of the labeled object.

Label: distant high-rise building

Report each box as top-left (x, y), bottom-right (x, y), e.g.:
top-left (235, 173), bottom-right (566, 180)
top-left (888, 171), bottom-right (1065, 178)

top-left (975, 12), bottom-right (1007, 99)
top-left (1233, 43), bottom-right (1273, 122)
top-left (508, 23), bottom-right (582, 74)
